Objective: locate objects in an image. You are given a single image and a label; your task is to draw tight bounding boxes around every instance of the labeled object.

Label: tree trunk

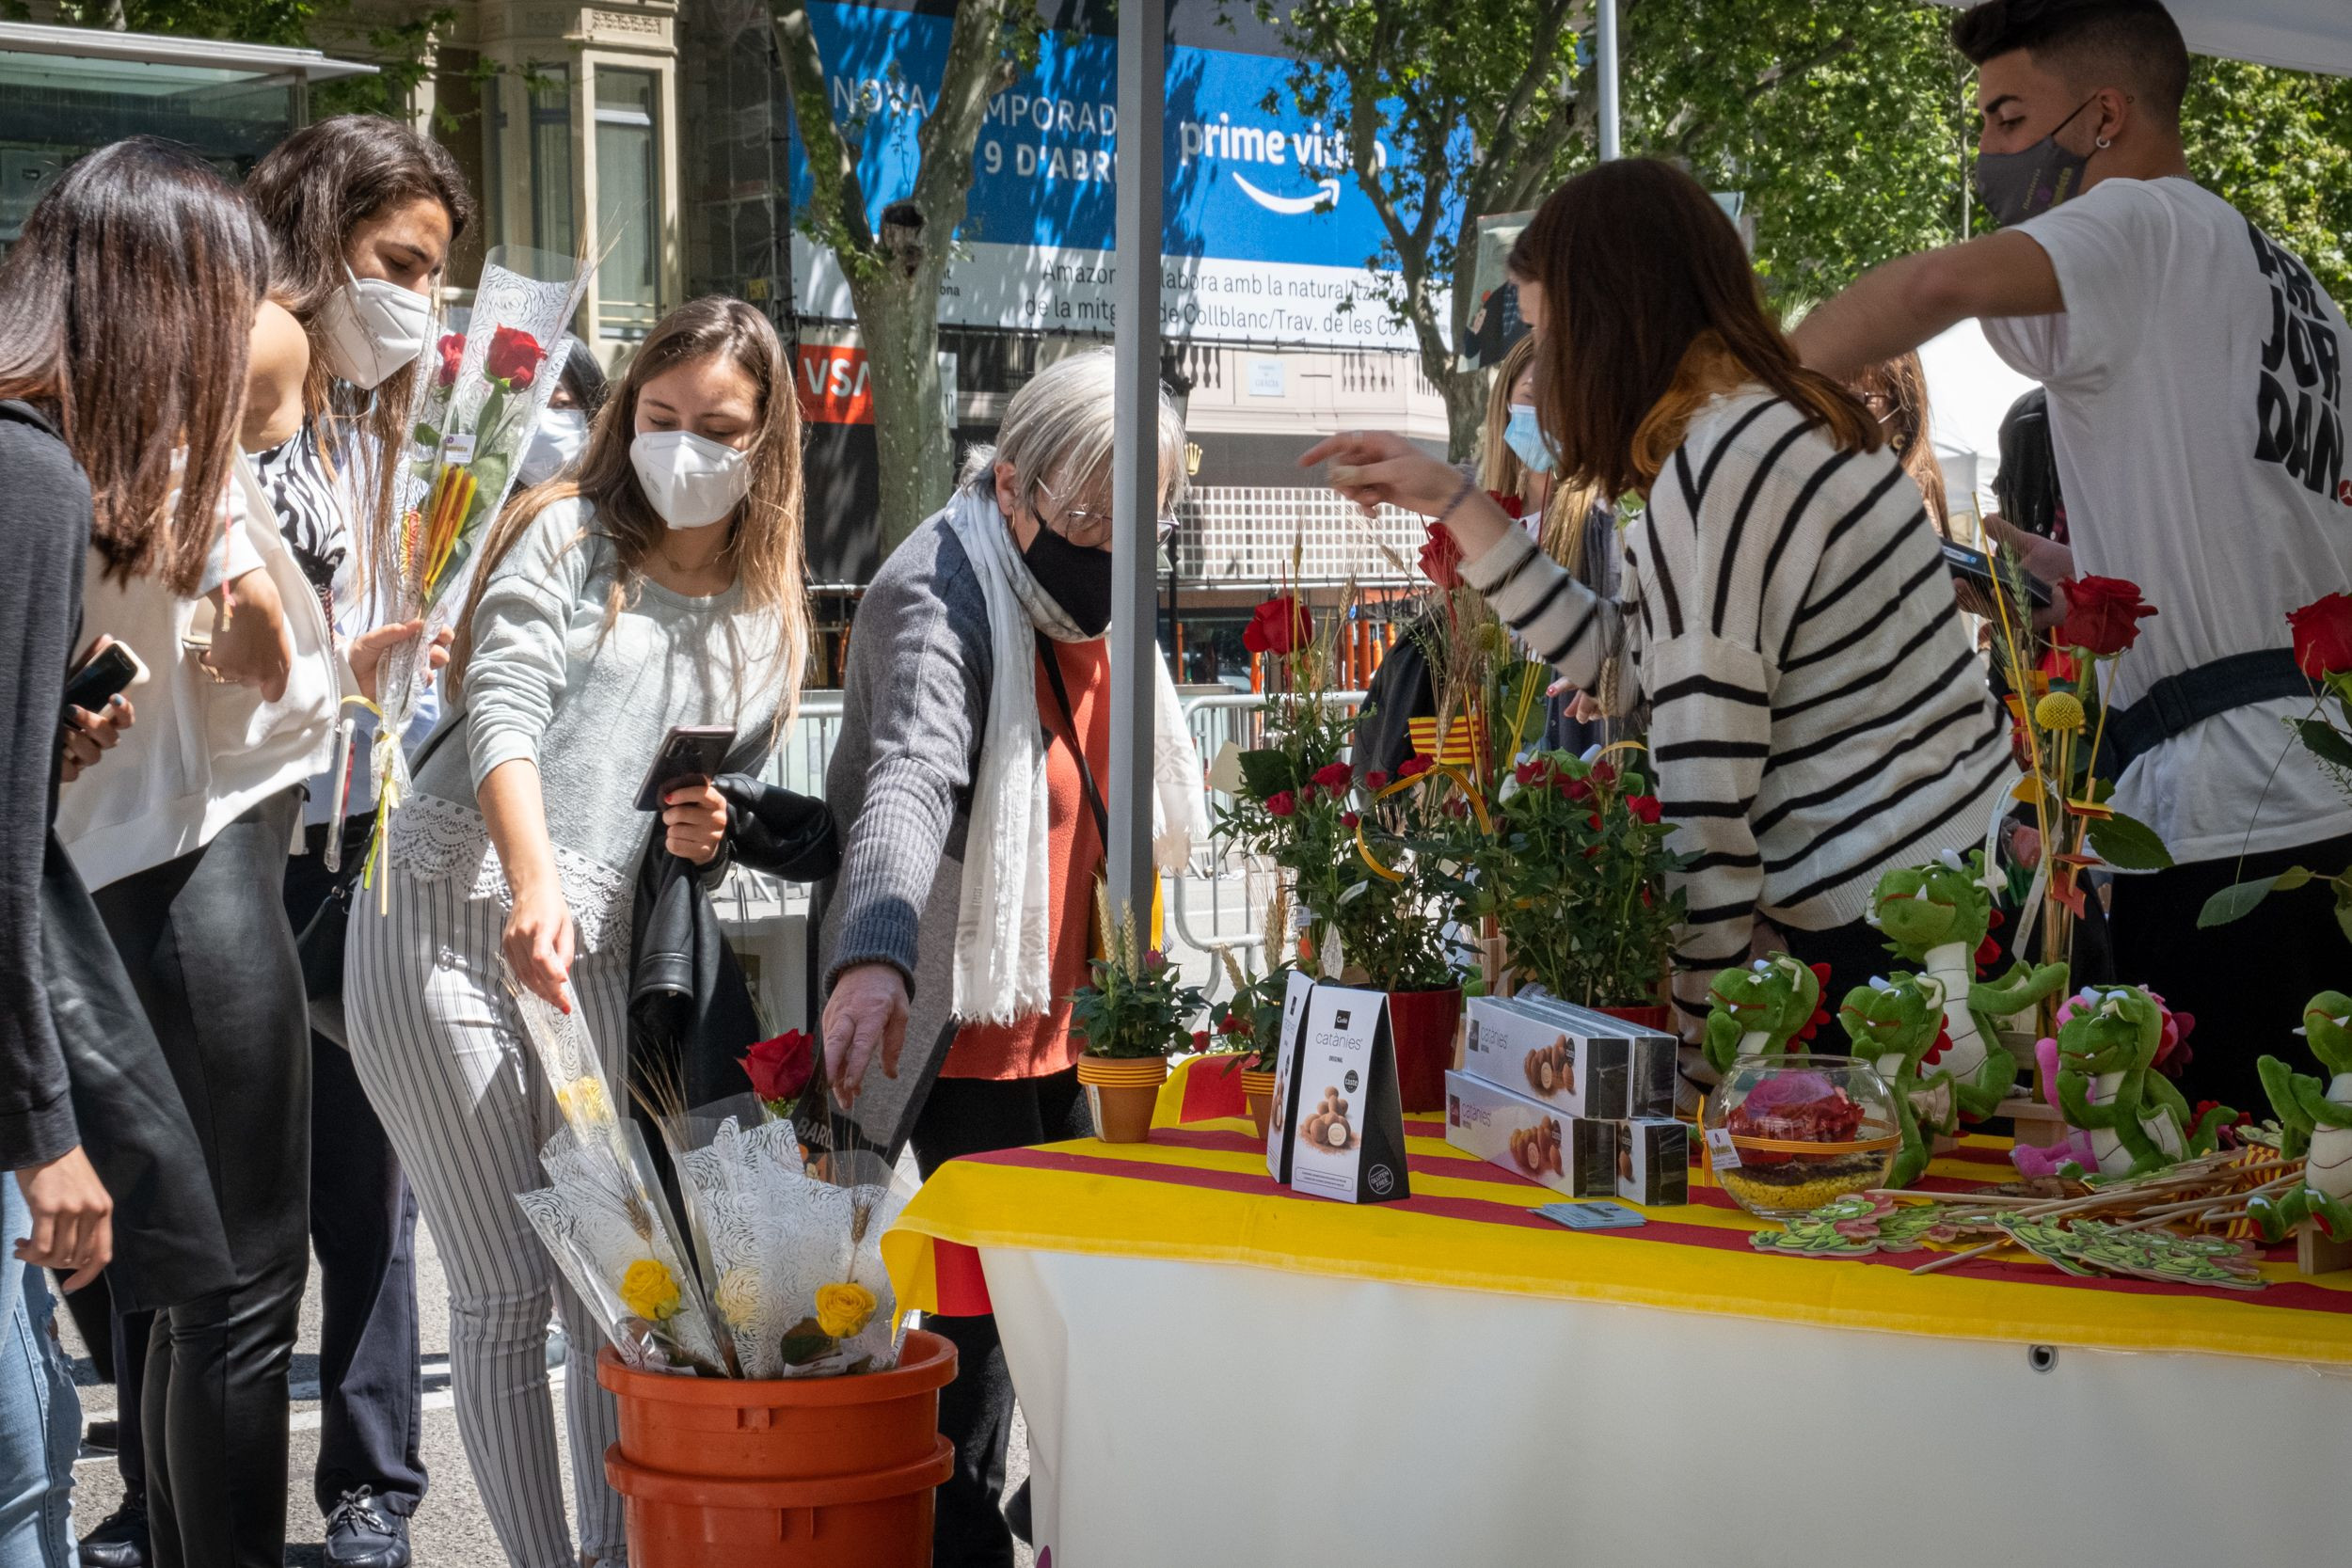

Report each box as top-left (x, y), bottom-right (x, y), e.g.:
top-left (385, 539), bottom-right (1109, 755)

top-left (849, 266), bottom-right (955, 557)
top-left (1433, 361), bottom-right (1488, 465)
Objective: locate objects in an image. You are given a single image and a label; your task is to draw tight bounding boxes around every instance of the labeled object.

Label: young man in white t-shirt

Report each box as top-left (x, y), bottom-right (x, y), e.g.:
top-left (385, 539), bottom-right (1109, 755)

top-left (1793, 0), bottom-right (2352, 1117)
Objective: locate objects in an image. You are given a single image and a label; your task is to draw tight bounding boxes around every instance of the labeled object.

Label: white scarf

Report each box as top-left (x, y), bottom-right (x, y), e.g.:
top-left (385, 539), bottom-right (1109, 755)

top-left (944, 487), bottom-right (1210, 1026)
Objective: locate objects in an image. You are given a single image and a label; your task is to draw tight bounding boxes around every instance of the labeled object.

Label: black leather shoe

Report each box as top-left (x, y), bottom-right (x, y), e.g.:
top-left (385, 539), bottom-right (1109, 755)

top-left (324, 1489), bottom-right (411, 1568)
top-left (83, 1417), bottom-right (119, 1452)
top-left (79, 1500), bottom-right (151, 1568)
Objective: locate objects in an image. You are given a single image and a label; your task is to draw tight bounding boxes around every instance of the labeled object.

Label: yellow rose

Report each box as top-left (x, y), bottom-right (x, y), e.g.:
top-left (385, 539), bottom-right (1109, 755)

top-left (618, 1259), bottom-right (682, 1323)
top-left (712, 1267), bottom-right (762, 1329)
top-left (555, 1075), bottom-right (612, 1126)
top-left (814, 1281), bottom-right (878, 1339)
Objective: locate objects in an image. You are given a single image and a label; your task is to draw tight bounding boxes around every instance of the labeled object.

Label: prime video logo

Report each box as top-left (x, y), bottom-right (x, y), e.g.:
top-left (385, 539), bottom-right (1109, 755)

top-left (1177, 114), bottom-right (1391, 217)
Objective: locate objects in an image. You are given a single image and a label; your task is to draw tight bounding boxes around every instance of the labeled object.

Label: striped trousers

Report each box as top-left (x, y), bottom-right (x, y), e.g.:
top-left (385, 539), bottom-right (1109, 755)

top-left (345, 864), bottom-right (627, 1568)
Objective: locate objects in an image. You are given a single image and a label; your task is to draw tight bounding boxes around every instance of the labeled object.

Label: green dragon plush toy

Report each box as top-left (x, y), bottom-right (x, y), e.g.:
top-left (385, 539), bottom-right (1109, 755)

top-left (1703, 953), bottom-right (1832, 1077)
top-left (2052, 986), bottom-right (2235, 1180)
top-left (1838, 974), bottom-right (1960, 1188)
top-left (2249, 992), bottom-right (2352, 1243)
top-left (1868, 847), bottom-right (2069, 1122)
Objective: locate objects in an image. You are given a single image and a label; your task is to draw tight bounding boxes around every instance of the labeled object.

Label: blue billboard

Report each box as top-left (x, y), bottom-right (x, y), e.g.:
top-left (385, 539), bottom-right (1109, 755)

top-left (787, 2), bottom-right (1447, 346)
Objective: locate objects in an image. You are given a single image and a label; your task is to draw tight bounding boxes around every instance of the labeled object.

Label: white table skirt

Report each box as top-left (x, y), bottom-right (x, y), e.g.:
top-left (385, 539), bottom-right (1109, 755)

top-left (981, 1247), bottom-right (2352, 1566)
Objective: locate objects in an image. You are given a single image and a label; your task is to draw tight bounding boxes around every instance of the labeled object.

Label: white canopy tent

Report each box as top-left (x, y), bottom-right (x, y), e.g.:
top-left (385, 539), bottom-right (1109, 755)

top-left (1928, 0), bottom-right (2352, 77)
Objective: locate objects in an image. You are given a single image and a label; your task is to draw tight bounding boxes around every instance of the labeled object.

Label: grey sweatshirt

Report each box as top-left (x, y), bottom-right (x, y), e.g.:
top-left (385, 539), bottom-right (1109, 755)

top-left (814, 510), bottom-right (994, 1148)
top-left (413, 497), bottom-right (785, 879)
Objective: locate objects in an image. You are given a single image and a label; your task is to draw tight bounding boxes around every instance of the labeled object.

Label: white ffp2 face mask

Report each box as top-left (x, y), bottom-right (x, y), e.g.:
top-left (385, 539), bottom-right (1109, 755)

top-left (516, 408), bottom-right (591, 489)
top-left (317, 265), bottom-right (432, 390)
top-left (630, 429), bottom-right (753, 530)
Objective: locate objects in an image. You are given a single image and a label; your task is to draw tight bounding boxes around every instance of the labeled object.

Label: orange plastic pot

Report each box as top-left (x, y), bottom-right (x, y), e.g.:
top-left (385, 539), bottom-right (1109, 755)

top-left (1076, 1054), bottom-right (1168, 1143)
top-left (1241, 1069), bottom-right (1279, 1141)
top-left (1387, 987), bottom-right (1463, 1113)
top-left (598, 1330), bottom-right (957, 1568)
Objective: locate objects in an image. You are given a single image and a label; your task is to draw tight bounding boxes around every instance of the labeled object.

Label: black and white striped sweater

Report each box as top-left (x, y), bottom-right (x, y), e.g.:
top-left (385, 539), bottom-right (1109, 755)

top-left (1459, 388), bottom-right (2016, 1030)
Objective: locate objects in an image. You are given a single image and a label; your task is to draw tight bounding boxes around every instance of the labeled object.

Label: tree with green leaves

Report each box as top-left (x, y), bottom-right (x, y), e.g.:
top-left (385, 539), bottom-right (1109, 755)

top-left (771, 0), bottom-right (1042, 554)
top-left (1261, 0), bottom-right (2352, 459)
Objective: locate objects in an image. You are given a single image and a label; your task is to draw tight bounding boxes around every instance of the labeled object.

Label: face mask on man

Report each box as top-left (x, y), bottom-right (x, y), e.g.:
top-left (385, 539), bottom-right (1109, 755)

top-left (1503, 404), bottom-right (1555, 474)
top-left (317, 265), bottom-right (432, 390)
top-left (630, 430), bottom-right (753, 530)
top-left (1023, 521), bottom-right (1114, 637)
top-left (516, 408), bottom-right (591, 489)
top-left (1972, 96), bottom-right (2100, 228)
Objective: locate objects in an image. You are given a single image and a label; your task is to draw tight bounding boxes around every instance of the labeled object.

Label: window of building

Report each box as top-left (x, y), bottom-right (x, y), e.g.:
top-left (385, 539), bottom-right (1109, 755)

top-left (530, 66), bottom-right (575, 258)
top-left (595, 67), bottom-right (660, 338)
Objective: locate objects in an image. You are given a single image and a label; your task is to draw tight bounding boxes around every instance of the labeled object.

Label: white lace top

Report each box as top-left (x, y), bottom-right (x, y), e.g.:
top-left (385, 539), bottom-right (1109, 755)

top-left (403, 498), bottom-right (784, 947)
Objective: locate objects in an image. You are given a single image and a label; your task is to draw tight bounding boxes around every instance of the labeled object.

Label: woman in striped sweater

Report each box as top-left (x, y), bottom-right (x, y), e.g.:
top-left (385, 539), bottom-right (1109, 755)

top-left (1307, 158), bottom-right (2015, 1048)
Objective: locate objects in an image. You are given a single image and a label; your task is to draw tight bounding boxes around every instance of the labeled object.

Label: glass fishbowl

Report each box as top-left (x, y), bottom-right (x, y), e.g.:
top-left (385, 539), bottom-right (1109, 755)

top-left (1705, 1054), bottom-right (1900, 1220)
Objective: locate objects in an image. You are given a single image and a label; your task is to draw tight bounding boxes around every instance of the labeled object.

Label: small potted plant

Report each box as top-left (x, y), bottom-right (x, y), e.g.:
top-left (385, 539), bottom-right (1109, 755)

top-left (1071, 902), bottom-right (1208, 1144)
top-left (1468, 749), bottom-right (1691, 1026)
top-left (1214, 932), bottom-right (1295, 1139)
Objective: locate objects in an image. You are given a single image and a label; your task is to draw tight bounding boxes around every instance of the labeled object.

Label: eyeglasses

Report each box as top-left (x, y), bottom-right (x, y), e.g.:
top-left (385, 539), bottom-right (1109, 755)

top-left (1036, 480), bottom-right (1177, 545)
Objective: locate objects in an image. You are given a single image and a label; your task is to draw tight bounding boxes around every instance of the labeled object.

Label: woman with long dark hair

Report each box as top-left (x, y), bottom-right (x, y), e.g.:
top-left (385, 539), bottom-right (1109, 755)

top-left (1308, 159), bottom-right (2013, 1053)
top-left (215, 115), bottom-right (473, 1568)
top-left (345, 298), bottom-right (812, 1568)
top-left (5, 135), bottom-right (409, 1568)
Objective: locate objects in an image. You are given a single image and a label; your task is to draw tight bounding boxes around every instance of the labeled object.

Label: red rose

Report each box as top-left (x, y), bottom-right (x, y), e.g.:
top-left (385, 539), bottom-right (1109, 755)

top-left (1312, 762), bottom-right (1355, 791)
top-left (1419, 523), bottom-right (1464, 590)
top-left (1626, 795), bottom-right (1662, 825)
top-left (485, 325), bottom-right (543, 388)
top-left (435, 332), bottom-right (465, 389)
top-left (1219, 1013), bottom-right (1251, 1037)
top-left (1243, 595), bottom-right (1312, 656)
top-left (1560, 776), bottom-right (1593, 802)
top-left (1592, 760), bottom-right (1616, 787)
top-left (1265, 791), bottom-right (1296, 817)
top-left (2289, 592), bottom-right (2352, 679)
top-left (739, 1029), bottom-right (814, 1104)
top-left (1340, 811), bottom-right (1360, 829)
top-left (1144, 948), bottom-right (1166, 970)
top-left (1363, 769), bottom-right (1389, 790)
top-left (2056, 576), bottom-right (2157, 657)
top-left (1587, 812), bottom-right (1603, 832)
top-left (1396, 755), bottom-right (1432, 779)
top-left (1295, 784), bottom-right (1317, 806)
top-left (1192, 1030), bottom-right (1211, 1052)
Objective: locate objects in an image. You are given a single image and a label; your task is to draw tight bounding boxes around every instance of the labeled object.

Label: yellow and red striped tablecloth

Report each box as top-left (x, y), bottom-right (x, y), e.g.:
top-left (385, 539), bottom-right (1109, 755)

top-left (882, 1059), bottom-right (2352, 1366)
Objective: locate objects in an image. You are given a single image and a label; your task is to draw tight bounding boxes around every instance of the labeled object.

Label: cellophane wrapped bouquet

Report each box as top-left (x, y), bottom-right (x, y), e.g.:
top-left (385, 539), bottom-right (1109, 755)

top-left (351, 245), bottom-right (593, 892)
top-left (510, 979), bottom-right (912, 1380)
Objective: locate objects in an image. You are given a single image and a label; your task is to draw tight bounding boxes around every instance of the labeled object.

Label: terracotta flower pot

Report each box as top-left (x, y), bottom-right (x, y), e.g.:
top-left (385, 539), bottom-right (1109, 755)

top-left (1241, 1069), bottom-right (1279, 1140)
top-left (597, 1330), bottom-right (958, 1568)
top-left (1387, 987), bottom-right (1463, 1114)
top-left (1077, 1054), bottom-right (1170, 1143)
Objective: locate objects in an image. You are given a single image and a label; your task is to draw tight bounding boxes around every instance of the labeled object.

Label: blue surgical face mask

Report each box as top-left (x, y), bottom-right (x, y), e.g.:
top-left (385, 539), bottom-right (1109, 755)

top-left (1504, 404), bottom-right (1554, 473)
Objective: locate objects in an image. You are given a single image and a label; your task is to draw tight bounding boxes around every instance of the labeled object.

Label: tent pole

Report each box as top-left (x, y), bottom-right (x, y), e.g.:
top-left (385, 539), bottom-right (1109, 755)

top-left (1597, 0), bottom-right (1621, 161)
top-left (1108, 0), bottom-right (1165, 941)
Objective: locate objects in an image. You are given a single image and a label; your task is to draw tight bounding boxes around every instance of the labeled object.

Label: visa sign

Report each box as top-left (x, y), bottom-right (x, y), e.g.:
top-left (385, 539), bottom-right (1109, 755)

top-left (796, 344), bottom-right (872, 425)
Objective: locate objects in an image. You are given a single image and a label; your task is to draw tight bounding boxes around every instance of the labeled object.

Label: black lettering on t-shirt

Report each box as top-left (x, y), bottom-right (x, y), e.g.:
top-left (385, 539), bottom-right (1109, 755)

top-left (2248, 217), bottom-right (2347, 502)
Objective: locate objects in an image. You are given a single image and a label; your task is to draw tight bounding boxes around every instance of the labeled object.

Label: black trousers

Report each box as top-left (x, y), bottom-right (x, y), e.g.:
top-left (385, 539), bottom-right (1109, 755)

top-left (2108, 832), bottom-right (2352, 1118)
top-left (907, 1067), bottom-right (1093, 1568)
top-left (283, 821), bottom-right (430, 1520)
top-left (93, 792), bottom-right (310, 1568)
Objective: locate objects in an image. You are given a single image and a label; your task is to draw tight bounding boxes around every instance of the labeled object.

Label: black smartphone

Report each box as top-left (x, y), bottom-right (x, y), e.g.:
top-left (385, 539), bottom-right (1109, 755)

top-left (1941, 539), bottom-right (2051, 609)
top-left (61, 637), bottom-right (147, 719)
top-left (634, 723), bottom-right (737, 812)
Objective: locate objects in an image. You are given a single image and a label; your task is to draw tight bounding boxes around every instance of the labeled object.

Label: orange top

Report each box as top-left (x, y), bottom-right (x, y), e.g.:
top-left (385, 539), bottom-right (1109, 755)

top-left (944, 638), bottom-right (1111, 1080)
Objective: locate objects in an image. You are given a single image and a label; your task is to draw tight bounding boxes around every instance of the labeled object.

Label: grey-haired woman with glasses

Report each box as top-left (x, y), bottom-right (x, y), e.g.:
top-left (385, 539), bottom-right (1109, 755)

top-left (814, 347), bottom-right (1201, 1567)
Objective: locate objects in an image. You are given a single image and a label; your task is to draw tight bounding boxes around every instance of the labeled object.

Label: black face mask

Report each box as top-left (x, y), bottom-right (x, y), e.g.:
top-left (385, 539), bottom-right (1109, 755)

top-left (1023, 521), bottom-right (1114, 636)
top-left (1973, 96), bottom-right (2098, 228)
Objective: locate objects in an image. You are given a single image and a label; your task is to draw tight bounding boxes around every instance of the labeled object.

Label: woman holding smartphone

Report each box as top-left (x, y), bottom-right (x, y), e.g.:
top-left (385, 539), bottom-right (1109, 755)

top-left (344, 297), bottom-right (812, 1568)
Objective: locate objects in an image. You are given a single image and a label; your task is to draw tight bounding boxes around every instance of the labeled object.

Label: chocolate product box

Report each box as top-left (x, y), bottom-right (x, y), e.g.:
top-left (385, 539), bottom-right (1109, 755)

top-left (1460, 994), bottom-right (1629, 1119)
top-left (1514, 994), bottom-right (1681, 1119)
top-left (1615, 1117), bottom-right (1690, 1207)
top-left (1444, 1071), bottom-right (1616, 1198)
